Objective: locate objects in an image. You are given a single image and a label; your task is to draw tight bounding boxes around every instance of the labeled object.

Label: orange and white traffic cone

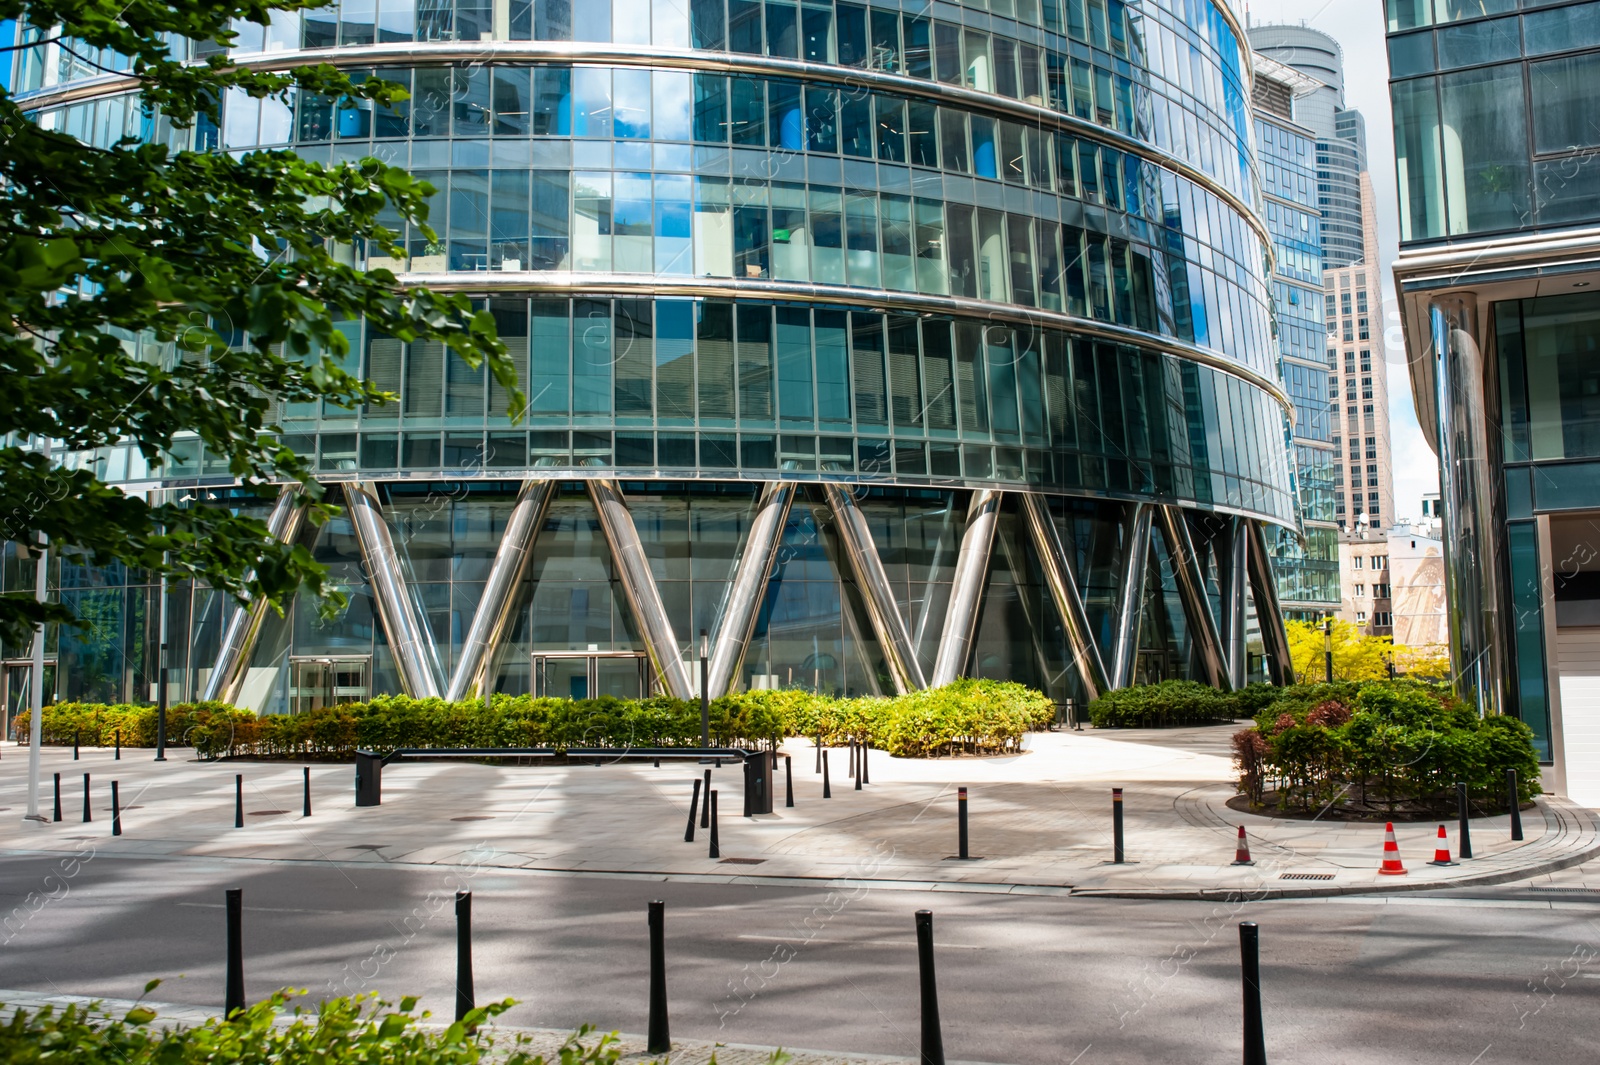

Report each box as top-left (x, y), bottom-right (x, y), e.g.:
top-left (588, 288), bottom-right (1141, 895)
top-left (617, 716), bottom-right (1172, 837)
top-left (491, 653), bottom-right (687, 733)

top-left (1379, 821), bottom-right (1407, 875)
top-left (1427, 824), bottom-right (1456, 866)
top-left (1232, 825), bottom-right (1255, 866)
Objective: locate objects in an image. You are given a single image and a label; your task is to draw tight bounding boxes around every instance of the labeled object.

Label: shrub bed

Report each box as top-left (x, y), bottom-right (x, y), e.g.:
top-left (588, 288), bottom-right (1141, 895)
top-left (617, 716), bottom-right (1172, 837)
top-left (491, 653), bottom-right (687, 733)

top-left (1086, 680), bottom-right (1246, 728)
top-left (1231, 680), bottom-right (1541, 818)
top-left (16, 678), bottom-right (1054, 760)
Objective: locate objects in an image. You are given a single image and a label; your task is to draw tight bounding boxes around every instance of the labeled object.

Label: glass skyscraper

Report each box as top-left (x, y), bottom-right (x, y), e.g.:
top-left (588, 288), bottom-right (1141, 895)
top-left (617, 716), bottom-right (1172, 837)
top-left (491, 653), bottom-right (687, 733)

top-left (2, 0), bottom-right (1297, 723)
top-left (1387, 0), bottom-right (1600, 799)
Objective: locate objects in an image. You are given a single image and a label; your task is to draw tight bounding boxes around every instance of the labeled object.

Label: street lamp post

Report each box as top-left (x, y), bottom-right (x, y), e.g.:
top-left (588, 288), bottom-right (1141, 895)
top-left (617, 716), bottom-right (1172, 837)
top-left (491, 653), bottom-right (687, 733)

top-left (1324, 617), bottom-right (1334, 684)
top-left (23, 533), bottom-right (48, 823)
top-left (699, 629), bottom-right (709, 747)
top-left (154, 568), bottom-right (168, 761)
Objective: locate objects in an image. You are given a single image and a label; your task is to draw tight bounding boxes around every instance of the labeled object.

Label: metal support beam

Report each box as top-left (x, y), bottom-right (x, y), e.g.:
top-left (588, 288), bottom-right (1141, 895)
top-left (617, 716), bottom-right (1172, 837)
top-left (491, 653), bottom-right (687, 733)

top-left (445, 479), bottom-right (558, 702)
top-left (1245, 521), bottom-right (1296, 686)
top-left (1217, 518), bottom-right (1249, 690)
top-left (587, 479), bottom-right (697, 700)
top-left (930, 490), bottom-right (1001, 688)
top-left (1111, 503), bottom-right (1153, 689)
top-left (820, 483), bottom-right (927, 694)
top-left (1156, 505), bottom-right (1232, 691)
top-left (706, 482), bottom-right (797, 699)
top-left (346, 482), bottom-right (445, 699)
top-left (200, 487), bottom-right (306, 704)
top-left (1019, 493), bottom-right (1110, 701)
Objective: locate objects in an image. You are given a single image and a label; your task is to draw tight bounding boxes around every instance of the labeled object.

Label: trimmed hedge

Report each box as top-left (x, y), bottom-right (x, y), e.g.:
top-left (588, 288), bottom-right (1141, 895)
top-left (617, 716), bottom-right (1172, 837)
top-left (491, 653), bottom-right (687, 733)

top-left (1086, 680), bottom-right (1245, 728)
top-left (1231, 680), bottom-right (1542, 815)
top-left (17, 678), bottom-right (1054, 760)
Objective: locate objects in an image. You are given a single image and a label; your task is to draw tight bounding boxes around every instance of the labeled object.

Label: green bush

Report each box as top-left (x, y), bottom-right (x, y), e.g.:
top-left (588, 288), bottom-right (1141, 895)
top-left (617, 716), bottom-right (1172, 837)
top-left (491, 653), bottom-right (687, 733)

top-left (17, 679), bottom-right (1051, 760)
top-left (0, 988), bottom-right (759, 1065)
top-left (1232, 679), bottom-right (1541, 815)
top-left (1086, 680), bottom-right (1241, 728)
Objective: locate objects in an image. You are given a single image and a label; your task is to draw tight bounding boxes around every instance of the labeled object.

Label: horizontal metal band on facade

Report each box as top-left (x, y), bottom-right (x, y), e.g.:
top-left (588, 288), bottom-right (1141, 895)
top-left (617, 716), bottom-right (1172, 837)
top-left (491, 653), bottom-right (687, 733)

top-left (395, 271), bottom-right (1294, 415)
top-left (17, 40), bottom-right (1272, 259)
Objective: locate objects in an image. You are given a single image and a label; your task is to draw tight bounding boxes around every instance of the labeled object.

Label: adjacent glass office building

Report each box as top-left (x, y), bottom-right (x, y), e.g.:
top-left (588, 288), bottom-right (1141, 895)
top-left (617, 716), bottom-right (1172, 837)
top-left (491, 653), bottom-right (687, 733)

top-left (2, 0), bottom-right (1296, 722)
top-left (1387, 0), bottom-right (1600, 799)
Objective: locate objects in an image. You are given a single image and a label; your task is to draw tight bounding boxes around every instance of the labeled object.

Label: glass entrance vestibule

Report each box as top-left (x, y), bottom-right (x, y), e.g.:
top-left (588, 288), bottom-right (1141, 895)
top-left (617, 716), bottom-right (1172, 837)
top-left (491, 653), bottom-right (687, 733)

top-left (532, 652), bottom-right (653, 700)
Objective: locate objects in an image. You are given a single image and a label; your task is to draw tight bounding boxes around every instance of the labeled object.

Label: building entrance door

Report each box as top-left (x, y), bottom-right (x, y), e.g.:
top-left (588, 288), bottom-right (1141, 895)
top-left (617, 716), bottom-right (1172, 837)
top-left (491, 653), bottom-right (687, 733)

top-left (532, 653), bottom-right (652, 700)
top-left (2, 660), bottom-right (55, 742)
top-left (289, 657), bottom-right (371, 714)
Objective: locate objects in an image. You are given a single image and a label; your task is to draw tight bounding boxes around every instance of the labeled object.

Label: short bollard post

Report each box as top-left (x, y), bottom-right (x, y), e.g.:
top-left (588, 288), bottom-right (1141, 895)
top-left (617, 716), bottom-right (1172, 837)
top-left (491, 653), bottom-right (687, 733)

top-left (1508, 768), bottom-right (1523, 841)
top-left (915, 910), bottom-right (946, 1065)
top-left (1240, 921), bottom-right (1266, 1065)
top-left (861, 742), bottom-right (869, 785)
top-left (647, 900), bottom-right (670, 1054)
top-left (849, 738), bottom-right (857, 779)
top-left (855, 746), bottom-right (863, 791)
top-left (303, 767), bottom-right (312, 817)
top-left (708, 789), bottom-right (720, 859)
top-left (52, 772), bottom-right (62, 822)
top-left (111, 781), bottom-right (122, 837)
top-left (957, 787), bottom-right (970, 859)
top-left (82, 773), bottom-right (92, 823)
top-left (1112, 787), bottom-right (1125, 864)
top-left (74, 730), bottom-right (79, 761)
top-left (224, 888), bottom-right (245, 1017)
top-left (234, 774), bottom-right (244, 829)
top-left (454, 891), bottom-right (475, 1022)
top-left (684, 777), bottom-right (702, 842)
top-left (700, 769), bottom-right (712, 828)
top-left (115, 729), bottom-right (121, 761)
top-left (743, 758), bottom-right (754, 818)
top-left (1456, 781), bottom-right (1473, 859)
top-left (822, 749), bottom-right (832, 798)
top-left (815, 735), bottom-right (822, 773)
top-left (785, 755), bottom-right (794, 808)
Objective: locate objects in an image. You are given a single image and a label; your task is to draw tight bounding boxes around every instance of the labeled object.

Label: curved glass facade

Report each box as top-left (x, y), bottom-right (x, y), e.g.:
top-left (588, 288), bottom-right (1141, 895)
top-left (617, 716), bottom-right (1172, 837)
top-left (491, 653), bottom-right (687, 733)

top-left (4, 0), bottom-right (1298, 718)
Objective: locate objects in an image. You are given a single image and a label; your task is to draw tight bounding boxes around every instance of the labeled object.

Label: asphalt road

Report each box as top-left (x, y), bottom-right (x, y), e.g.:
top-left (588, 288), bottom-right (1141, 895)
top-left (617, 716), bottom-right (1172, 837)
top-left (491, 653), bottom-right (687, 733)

top-left (2, 849), bottom-right (1597, 1064)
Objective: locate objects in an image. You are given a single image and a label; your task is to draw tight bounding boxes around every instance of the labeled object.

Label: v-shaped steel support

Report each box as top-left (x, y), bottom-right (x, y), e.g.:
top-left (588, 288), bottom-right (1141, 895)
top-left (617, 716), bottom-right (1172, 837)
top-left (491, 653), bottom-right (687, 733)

top-left (200, 485), bottom-right (306, 705)
top-left (346, 481), bottom-right (446, 699)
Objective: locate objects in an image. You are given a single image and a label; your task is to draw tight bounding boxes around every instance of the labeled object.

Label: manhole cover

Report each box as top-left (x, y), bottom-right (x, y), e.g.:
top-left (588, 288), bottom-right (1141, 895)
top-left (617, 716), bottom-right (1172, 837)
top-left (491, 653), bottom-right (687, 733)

top-left (248, 810), bottom-right (288, 816)
top-left (1279, 873), bottom-right (1335, 881)
top-left (718, 857), bottom-right (766, 865)
top-left (347, 844), bottom-right (386, 851)
top-left (451, 815), bottom-right (493, 821)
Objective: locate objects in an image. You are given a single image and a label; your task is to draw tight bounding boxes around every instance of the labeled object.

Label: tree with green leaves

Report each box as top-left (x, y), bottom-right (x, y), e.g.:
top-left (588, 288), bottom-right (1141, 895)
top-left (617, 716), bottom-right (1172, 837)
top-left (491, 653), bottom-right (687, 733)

top-left (0, 0), bottom-right (519, 650)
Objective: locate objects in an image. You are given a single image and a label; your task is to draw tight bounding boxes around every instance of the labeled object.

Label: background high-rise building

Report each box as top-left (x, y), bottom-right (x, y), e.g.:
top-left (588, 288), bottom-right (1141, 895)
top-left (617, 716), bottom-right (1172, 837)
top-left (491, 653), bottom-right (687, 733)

top-left (1252, 54), bottom-right (1339, 618)
top-left (1387, 0), bottom-right (1600, 799)
top-left (0, 0), bottom-right (1303, 724)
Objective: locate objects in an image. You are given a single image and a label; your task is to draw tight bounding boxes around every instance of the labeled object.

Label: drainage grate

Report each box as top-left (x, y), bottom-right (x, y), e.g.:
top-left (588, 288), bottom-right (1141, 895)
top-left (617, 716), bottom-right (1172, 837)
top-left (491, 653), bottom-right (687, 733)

top-left (719, 857), bottom-right (766, 865)
top-left (1530, 886), bottom-right (1600, 894)
top-left (1279, 873), bottom-right (1335, 881)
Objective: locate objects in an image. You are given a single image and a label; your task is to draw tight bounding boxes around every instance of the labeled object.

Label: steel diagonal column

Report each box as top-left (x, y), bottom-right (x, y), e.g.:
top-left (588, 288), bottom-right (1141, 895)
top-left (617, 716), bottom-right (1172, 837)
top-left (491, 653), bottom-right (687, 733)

top-left (1246, 521), bottom-right (1296, 685)
top-left (1019, 493), bottom-right (1110, 700)
top-left (446, 479), bottom-right (558, 702)
top-left (587, 479), bottom-right (697, 700)
top-left (346, 482), bottom-right (445, 699)
top-left (200, 486), bottom-right (307, 704)
top-left (706, 482), bottom-right (797, 699)
top-left (929, 490), bottom-right (1002, 688)
top-left (1111, 503), bottom-right (1153, 689)
top-left (1156, 505), bottom-right (1232, 691)
top-left (1217, 517), bottom-right (1249, 690)
top-left (820, 483), bottom-right (927, 694)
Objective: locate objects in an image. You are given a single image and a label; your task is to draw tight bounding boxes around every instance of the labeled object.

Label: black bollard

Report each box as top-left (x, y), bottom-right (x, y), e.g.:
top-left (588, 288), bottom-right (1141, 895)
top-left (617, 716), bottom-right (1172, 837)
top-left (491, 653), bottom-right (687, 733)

top-left (1112, 787), bottom-right (1125, 864)
top-left (303, 767), bottom-right (312, 818)
top-left (647, 900), bottom-right (670, 1054)
top-left (958, 787), bottom-right (970, 859)
top-left (82, 773), bottom-right (91, 823)
top-left (1240, 921), bottom-right (1266, 1065)
top-left (454, 891), bottom-right (474, 1022)
top-left (111, 781), bottom-right (122, 837)
top-left (700, 769), bottom-right (712, 829)
top-left (52, 772), bottom-right (61, 822)
top-left (861, 742), bottom-right (869, 785)
top-left (224, 888), bottom-right (245, 1017)
top-left (115, 729), bottom-right (121, 761)
top-left (235, 774), bottom-right (244, 829)
top-left (785, 755), bottom-right (794, 808)
top-left (849, 738), bottom-right (857, 779)
top-left (815, 734), bottom-right (822, 773)
top-left (915, 910), bottom-right (945, 1065)
top-left (685, 777), bottom-right (702, 842)
top-left (743, 758), bottom-right (753, 818)
top-left (708, 790), bottom-right (720, 859)
top-left (73, 730), bottom-right (80, 760)
top-left (1508, 768), bottom-right (1523, 841)
top-left (1456, 781), bottom-right (1473, 859)
top-left (822, 749), bottom-right (832, 798)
